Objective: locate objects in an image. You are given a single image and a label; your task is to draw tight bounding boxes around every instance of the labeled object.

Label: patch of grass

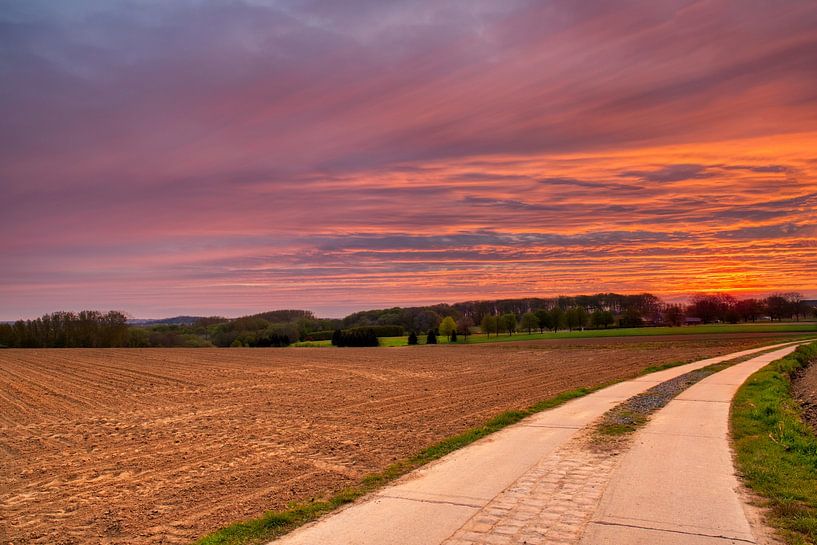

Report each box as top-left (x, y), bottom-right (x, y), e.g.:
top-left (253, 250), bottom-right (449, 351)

top-left (293, 323), bottom-right (817, 348)
top-left (731, 342), bottom-right (817, 545)
top-left (596, 409), bottom-right (648, 436)
top-left (459, 323), bottom-right (816, 344)
top-left (639, 360), bottom-right (688, 374)
top-left (290, 340), bottom-right (332, 347)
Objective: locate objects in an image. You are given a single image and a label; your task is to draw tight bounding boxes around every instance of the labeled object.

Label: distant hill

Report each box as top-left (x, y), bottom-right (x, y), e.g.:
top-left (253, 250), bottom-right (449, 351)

top-left (127, 316), bottom-right (206, 326)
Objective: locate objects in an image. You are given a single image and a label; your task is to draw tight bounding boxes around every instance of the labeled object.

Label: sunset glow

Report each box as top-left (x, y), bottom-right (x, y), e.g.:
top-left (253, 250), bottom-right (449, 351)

top-left (2, 1), bottom-right (816, 318)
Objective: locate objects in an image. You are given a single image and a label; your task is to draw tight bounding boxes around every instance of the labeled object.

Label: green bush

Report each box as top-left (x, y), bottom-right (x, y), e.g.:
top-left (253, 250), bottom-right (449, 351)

top-left (346, 325), bottom-right (404, 337)
top-left (302, 330), bottom-right (335, 341)
top-left (331, 328), bottom-right (379, 347)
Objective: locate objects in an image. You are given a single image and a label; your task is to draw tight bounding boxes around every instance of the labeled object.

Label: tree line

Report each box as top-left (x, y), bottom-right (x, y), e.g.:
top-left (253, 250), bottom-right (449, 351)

top-left (684, 292), bottom-right (813, 324)
top-left (1, 292), bottom-right (813, 348)
top-left (0, 311), bottom-right (130, 348)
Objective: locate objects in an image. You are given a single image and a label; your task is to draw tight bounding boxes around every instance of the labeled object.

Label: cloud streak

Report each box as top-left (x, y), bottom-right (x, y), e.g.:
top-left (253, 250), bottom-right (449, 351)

top-left (1, 0), bottom-right (816, 318)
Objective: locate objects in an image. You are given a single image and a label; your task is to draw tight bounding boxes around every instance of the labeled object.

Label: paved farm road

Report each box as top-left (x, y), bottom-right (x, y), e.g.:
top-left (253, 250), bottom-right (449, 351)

top-left (272, 342), bottom-right (803, 545)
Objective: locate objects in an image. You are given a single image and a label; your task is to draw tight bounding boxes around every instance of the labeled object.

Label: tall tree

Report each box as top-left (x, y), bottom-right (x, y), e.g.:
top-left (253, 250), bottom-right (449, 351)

top-left (548, 307), bottom-right (565, 332)
top-left (480, 315), bottom-right (497, 337)
top-left (688, 293), bottom-right (736, 324)
top-left (439, 316), bottom-right (457, 341)
top-left (735, 299), bottom-right (762, 322)
top-left (457, 316), bottom-right (473, 342)
top-left (565, 307), bottom-right (588, 331)
top-left (499, 313), bottom-right (517, 335)
top-left (520, 312), bottom-right (538, 334)
top-left (534, 309), bottom-right (552, 333)
top-left (664, 305), bottom-right (685, 327)
top-left (591, 309), bottom-right (615, 329)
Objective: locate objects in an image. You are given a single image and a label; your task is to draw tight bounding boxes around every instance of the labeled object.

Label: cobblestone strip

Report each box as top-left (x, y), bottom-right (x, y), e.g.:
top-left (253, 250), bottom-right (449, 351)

top-left (441, 433), bottom-right (618, 545)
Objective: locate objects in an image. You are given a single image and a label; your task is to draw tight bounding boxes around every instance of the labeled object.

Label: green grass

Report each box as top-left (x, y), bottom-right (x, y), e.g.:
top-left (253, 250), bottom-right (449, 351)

top-left (731, 342), bottom-right (817, 545)
top-left (639, 360), bottom-right (689, 374)
top-left (457, 323), bottom-right (816, 343)
top-left (290, 340), bottom-right (332, 347)
top-left (596, 408), bottom-right (648, 436)
top-left (291, 323), bottom-right (817, 348)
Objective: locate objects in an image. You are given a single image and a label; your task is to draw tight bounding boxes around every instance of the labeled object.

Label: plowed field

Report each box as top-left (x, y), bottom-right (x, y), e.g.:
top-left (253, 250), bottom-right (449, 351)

top-left (0, 333), bottom-right (801, 544)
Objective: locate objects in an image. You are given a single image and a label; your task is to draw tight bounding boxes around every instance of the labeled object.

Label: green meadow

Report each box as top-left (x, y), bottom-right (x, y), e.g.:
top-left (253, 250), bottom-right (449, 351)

top-left (291, 321), bottom-right (817, 347)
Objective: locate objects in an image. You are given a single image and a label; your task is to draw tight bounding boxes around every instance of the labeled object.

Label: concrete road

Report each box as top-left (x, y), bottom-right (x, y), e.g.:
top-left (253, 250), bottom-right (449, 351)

top-left (272, 342), bottom-right (801, 545)
top-left (580, 343), bottom-right (801, 545)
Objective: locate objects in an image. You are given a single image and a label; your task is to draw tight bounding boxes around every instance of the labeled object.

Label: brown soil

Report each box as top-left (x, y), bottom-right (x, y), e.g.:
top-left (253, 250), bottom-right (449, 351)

top-left (0, 333), bottom-right (801, 545)
top-left (794, 357), bottom-right (817, 432)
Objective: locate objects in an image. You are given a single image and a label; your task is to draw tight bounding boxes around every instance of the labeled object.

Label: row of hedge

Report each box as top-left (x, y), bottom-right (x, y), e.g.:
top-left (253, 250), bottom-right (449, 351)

top-left (331, 328), bottom-right (380, 347)
top-left (305, 325), bottom-right (404, 341)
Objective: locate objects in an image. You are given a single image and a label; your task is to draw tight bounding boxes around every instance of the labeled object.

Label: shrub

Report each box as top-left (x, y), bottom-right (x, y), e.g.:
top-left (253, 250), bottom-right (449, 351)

top-left (407, 331), bottom-right (418, 345)
top-left (450, 330), bottom-right (458, 342)
top-left (426, 330), bottom-right (437, 344)
top-left (303, 330), bottom-right (336, 341)
top-left (246, 330), bottom-right (291, 347)
top-left (346, 325), bottom-right (404, 337)
top-left (439, 317), bottom-right (457, 340)
top-left (331, 328), bottom-right (380, 347)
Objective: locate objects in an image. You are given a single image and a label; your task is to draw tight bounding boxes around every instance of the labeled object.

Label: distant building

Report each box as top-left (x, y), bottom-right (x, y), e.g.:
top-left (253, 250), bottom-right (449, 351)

top-left (684, 317), bottom-right (703, 325)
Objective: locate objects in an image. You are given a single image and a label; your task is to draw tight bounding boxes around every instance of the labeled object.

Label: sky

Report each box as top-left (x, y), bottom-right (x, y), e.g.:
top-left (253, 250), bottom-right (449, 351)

top-left (1, 0), bottom-right (816, 319)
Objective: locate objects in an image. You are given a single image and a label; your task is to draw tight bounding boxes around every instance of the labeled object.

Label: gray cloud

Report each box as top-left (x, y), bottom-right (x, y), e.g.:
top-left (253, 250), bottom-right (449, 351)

top-left (619, 164), bottom-right (714, 183)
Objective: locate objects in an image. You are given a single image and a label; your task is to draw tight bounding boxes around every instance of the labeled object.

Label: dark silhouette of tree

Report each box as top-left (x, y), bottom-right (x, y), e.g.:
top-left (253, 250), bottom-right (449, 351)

top-left (408, 331), bottom-right (418, 345)
top-left (520, 312), bottom-right (538, 334)
top-left (619, 308), bottom-right (644, 328)
top-left (687, 293), bottom-right (736, 324)
top-left (591, 309), bottom-right (615, 329)
top-left (764, 294), bottom-right (790, 321)
top-left (480, 315), bottom-right (497, 337)
top-left (735, 299), bottom-right (763, 322)
top-left (549, 307), bottom-right (565, 332)
top-left (664, 305), bottom-right (685, 326)
top-left (565, 307), bottom-right (588, 331)
top-left (499, 313), bottom-right (517, 335)
top-left (457, 316), bottom-right (473, 342)
top-left (331, 328), bottom-right (379, 347)
top-left (534, 309), bottom-right (552, 333)
top-left (426, 330), bottom-right (437, 344)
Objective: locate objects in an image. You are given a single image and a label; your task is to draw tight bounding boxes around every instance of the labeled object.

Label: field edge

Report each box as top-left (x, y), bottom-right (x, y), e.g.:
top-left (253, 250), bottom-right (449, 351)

top-left (731, 341), bottom-right (817, 545)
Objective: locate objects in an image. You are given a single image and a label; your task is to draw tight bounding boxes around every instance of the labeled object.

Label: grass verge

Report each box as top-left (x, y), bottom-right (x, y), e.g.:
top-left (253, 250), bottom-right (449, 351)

top-left (731, 342), bottom-right (817, 545)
